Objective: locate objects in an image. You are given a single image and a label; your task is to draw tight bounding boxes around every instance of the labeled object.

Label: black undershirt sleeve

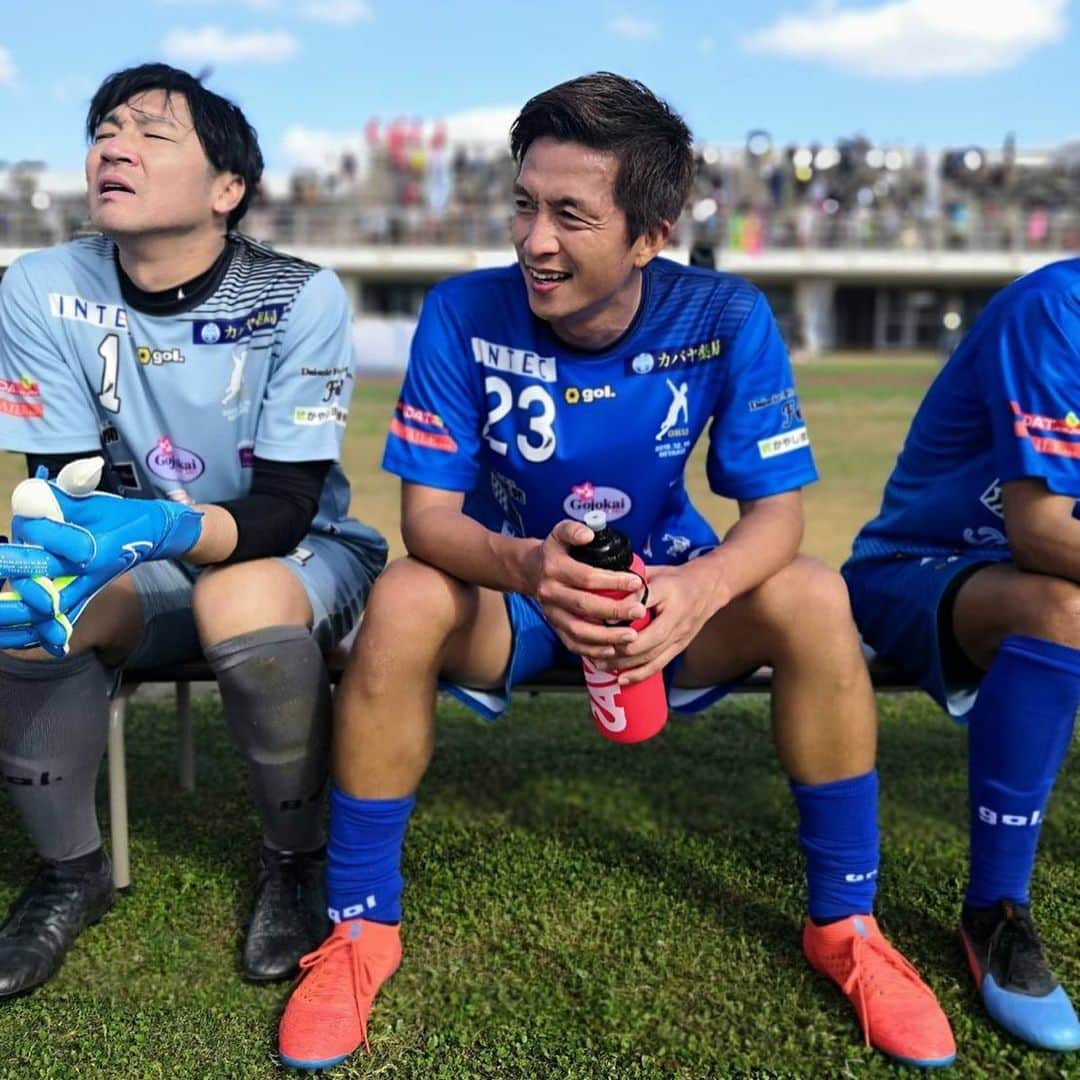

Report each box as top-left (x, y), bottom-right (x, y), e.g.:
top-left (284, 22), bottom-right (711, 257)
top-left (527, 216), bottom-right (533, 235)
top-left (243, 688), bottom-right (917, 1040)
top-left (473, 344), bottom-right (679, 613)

top-left (25, 452), bottom-right (328, 564)
top-left (217, 457), bottom-right (332, 564)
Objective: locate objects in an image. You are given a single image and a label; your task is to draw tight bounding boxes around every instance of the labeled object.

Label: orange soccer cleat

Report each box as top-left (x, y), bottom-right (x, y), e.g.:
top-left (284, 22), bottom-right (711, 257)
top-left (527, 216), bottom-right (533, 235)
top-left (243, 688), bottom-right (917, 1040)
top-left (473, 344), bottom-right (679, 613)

top-left (803, 914), bottom-right (956, 1068)
top-left (278, 918), bottom-right (401, 1071)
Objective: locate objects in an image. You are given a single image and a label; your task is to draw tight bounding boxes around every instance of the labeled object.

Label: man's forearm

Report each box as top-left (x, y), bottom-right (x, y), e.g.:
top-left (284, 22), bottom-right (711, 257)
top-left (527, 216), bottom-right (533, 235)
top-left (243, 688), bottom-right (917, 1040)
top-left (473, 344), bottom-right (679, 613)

top-left (1004, 481), bottom-right (1080, 585)
top-left (185, 503), bottom-right (239, 565)
top-left (403, 504), bottom-right (541, 595)
top-left (1010, 523), bottom-right (1080, 585)
top-left (691, 497), bottom-right (804, 613)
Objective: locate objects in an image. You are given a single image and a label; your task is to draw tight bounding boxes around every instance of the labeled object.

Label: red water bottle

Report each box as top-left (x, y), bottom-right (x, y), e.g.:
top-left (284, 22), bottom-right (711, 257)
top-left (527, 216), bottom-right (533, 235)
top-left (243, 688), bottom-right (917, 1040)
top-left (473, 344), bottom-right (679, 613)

top-left (569, 510), bottom-right (668, 743)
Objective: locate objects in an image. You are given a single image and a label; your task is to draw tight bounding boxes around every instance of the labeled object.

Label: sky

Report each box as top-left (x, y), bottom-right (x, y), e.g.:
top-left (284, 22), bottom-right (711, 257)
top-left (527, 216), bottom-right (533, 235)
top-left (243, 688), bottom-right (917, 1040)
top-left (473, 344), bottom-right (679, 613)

top-left (1, 0), bottom-right (1077, 188)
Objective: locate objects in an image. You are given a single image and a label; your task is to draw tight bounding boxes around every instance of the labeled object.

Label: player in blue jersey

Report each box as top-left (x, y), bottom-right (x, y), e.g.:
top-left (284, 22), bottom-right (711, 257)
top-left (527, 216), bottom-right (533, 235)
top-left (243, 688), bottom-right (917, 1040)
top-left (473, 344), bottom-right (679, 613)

top-left (277, 73), bottom-right (955, 1070)
top-left (0, 64), bottom-right (387, 995)
top-left (843, 260), bottom-right (1080, 1052)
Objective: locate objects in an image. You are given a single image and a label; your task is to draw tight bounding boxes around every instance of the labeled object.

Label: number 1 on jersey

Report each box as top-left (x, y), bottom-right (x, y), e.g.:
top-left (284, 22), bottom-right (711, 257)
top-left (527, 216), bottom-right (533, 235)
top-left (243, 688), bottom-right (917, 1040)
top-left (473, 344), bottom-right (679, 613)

top-left (97, 333), bottom-right (121, 413)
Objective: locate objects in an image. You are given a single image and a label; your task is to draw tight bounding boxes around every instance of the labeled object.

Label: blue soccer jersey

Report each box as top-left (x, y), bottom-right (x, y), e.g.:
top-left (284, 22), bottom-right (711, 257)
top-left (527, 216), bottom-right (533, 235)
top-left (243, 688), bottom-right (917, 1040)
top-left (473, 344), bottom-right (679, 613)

top-left (851, 258), bottom-right (1080, 564)
top-left (0, 234), bottom-right (381, 552)
top-left (382, 257), bottom-right (817, 561)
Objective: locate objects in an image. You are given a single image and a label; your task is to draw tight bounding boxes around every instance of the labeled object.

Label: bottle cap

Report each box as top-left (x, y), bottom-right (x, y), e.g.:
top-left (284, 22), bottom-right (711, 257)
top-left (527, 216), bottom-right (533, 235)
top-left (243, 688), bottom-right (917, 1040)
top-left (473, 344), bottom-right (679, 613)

top-left (584, 509), bottom-right (607, 531)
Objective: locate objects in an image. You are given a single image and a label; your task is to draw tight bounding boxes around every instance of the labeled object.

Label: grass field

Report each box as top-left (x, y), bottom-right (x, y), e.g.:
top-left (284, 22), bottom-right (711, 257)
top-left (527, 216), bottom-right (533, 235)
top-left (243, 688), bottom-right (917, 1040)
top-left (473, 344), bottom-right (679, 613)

top-left (0, 353), bottom-right (1078, 1078)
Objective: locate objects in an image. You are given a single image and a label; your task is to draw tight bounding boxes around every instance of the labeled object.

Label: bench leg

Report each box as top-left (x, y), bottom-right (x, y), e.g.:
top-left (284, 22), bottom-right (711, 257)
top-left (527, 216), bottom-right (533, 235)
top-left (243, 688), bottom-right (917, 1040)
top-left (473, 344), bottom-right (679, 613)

top-left (107, 685), bottom-right (135, 890)
top-left (176, 681), bottom-right (194, 792)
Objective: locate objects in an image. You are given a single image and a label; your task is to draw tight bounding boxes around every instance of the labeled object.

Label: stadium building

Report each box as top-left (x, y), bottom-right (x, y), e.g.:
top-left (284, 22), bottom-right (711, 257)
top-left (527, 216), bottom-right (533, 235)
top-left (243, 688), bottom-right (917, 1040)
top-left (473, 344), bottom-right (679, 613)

top-left (2, 131), bottom-right (1077, 367)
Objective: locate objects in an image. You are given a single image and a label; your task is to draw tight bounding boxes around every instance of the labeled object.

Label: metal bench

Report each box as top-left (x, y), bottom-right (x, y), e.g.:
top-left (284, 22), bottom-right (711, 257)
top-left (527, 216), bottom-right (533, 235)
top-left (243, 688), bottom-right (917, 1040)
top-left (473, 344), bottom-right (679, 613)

top-left (106, 652), bottom-right (914, 888)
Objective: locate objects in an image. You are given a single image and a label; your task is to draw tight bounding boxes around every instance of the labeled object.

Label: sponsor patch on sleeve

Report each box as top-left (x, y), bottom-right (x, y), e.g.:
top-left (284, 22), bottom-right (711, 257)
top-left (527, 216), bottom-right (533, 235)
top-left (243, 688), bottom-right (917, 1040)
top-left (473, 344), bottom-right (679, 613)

top-left (0, 374), bottom-right (44, 417)
top-left (388, 399), bottom-right (458, 453)
top-left (757, 426), bottom-right (809, 459)
top-left (1011, 400), bottom-right (1080, 458)
top-left (293, 404), bottom-right (349, 427)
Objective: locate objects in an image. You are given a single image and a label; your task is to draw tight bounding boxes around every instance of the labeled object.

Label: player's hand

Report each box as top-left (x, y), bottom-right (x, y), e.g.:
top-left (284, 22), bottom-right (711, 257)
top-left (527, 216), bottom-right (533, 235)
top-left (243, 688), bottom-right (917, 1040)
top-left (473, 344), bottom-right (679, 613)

top-left (602, 561), bottom-right (731, 685)
top-left (8, 457), bottom-right (203, 656)
top-left (526, 519), bottom-right (648, 659)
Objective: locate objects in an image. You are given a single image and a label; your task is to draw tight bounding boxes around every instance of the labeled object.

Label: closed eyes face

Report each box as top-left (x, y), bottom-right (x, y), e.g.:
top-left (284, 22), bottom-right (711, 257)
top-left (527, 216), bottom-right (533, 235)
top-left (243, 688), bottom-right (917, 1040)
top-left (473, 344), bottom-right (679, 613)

top-left (85, 89), bottom-right (240, 239)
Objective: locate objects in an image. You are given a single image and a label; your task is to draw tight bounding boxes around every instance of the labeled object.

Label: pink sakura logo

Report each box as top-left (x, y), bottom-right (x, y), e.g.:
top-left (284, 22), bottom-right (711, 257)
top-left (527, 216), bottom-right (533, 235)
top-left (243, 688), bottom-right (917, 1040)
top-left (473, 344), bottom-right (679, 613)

top-left (157, 436), bottom-right (174, 454)
top-left (572, 481), bottom-right (595, 501)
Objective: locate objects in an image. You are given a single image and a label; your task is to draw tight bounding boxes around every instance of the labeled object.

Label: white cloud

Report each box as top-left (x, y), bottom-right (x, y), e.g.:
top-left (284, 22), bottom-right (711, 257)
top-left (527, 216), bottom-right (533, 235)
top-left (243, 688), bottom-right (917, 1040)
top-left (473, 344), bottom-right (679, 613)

top-left (442, 105), bottom-right (516, 149)
top-left (163, 26), bottom-right (299, 65)
top-left (609, 15), bottom-right (659, 41)
top-left (0, 45), bottom-right (15, 86)
top-left (299, 0), bottom-right (373, 24)
top-left (743, 0), bottom-right (1066, 78)
top-left (281, 126), bottom-right (371, 171)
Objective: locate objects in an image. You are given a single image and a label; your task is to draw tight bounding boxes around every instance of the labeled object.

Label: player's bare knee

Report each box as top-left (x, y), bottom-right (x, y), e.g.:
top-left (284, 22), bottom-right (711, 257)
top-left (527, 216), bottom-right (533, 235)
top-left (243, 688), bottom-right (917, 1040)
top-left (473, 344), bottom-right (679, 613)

top-left (1008, 574), bottom-right (1080, 649)
top-left (751, 557), bottom-right (854, 642)
top-left (357, 557), bottom-right (474, 660)
top-left (192, 560), bottom-right (311, 643)
top-left (70, 575), bottom-right (143, 658)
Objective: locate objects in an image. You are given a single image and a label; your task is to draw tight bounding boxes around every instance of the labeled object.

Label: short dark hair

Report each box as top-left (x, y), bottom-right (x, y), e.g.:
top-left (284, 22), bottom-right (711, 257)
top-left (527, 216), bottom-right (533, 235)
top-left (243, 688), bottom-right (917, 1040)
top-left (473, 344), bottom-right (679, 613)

top-left (86, 63), bottom-right (264, 230)
top-left (510, 72), bottom-right (694, 243)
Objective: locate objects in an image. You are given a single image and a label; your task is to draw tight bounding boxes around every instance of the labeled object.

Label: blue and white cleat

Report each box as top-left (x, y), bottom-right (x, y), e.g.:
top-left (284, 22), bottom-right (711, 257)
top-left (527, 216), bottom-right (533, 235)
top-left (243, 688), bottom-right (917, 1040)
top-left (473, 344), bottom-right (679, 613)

top-left (960, 900), bottom-right (1080, 1051)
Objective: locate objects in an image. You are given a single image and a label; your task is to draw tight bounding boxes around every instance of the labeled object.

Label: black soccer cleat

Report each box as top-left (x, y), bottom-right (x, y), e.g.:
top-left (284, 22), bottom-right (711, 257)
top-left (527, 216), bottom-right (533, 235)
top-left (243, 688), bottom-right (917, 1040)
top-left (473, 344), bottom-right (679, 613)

top-left (0, 852), bottom-right (115, 998)
top-left (960, 900), bottom-right (1080, 1051)
top-left (243, 845), bottom-right (329, 982)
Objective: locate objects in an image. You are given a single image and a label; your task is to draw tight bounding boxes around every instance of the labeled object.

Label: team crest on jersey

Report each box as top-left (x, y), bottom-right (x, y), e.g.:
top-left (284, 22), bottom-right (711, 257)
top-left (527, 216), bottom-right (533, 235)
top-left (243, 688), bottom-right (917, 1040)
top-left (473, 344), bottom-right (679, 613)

top-left (146, 436), bottom-right (205, 482)
top-left (563, 482), bottom-right (631, 522)
top-left (654, 378), bottom-right (692, 459)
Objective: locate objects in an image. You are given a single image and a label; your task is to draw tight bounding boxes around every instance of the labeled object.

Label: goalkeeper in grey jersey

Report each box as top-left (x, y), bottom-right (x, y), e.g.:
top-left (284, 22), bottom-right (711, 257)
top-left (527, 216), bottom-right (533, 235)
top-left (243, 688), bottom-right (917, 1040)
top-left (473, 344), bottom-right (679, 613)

top-left (0, 63), bottom-right (387, 995)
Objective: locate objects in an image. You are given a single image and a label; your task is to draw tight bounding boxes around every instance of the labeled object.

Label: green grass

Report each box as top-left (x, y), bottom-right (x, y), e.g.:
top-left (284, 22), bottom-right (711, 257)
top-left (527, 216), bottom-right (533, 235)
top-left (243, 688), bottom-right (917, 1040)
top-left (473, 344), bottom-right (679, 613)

top-left (1, 351), bottom-right (1078, 1077)
top-left (0, 696), bottom-right (1076, 1078)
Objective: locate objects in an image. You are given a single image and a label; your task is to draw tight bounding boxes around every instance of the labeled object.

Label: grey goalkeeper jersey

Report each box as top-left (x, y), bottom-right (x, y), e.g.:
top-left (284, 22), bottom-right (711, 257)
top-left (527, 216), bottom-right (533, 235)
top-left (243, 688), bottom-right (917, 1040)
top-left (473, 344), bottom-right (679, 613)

top-left (0, 233), bottom-right (382, 552)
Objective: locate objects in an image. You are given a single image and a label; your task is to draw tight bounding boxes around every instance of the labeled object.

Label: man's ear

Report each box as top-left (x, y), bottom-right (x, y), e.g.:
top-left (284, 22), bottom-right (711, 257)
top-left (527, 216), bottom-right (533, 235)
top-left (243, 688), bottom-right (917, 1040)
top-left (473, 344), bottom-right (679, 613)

top-left (212, 173), bottom-right (245, 220)
top-left (632, 220), bottom-right (672, 268)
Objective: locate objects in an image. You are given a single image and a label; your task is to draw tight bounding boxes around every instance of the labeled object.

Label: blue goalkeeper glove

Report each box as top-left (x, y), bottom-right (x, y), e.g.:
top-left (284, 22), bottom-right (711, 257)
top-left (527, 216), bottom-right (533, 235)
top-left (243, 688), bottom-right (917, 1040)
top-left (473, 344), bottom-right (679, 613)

top-left (9, 457), bottom-right (203, 656)
top-left (0, 538), bottom-right (79, 651)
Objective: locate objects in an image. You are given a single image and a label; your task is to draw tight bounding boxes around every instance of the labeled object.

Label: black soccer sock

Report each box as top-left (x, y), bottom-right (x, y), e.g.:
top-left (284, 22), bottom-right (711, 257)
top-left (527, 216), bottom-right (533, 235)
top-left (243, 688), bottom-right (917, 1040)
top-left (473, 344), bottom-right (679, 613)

top-left (0, 649), bottom-right (110, 861)
top-left (205, 626), bottom-right (331, 853)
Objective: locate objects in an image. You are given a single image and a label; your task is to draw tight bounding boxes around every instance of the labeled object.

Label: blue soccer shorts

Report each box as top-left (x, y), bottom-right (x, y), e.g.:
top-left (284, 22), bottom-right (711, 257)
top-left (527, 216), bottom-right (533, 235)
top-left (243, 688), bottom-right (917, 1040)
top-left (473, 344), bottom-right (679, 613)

top-left (841, 552), bottom-right (994, 719)
top-left (442, 592), bottom-right (750, 722)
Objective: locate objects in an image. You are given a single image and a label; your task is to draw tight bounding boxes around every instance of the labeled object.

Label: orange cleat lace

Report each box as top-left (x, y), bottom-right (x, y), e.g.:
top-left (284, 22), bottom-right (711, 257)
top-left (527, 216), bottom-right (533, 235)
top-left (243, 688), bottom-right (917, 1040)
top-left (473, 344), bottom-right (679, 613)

top-left (278, 919), bottom-right (401, 1070)
top-left (803, 915), bottom-right (955, 1068)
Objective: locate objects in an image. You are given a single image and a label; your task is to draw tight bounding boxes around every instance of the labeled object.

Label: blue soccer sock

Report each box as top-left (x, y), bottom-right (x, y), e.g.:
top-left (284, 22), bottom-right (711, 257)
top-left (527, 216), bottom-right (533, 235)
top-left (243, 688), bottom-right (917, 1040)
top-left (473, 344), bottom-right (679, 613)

top-left (326, 785), bottom-right (416, 925)
top-left (965, 634), bottom-right (1080, 909)
top-left (791, 769), bottom-right (879, 922)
